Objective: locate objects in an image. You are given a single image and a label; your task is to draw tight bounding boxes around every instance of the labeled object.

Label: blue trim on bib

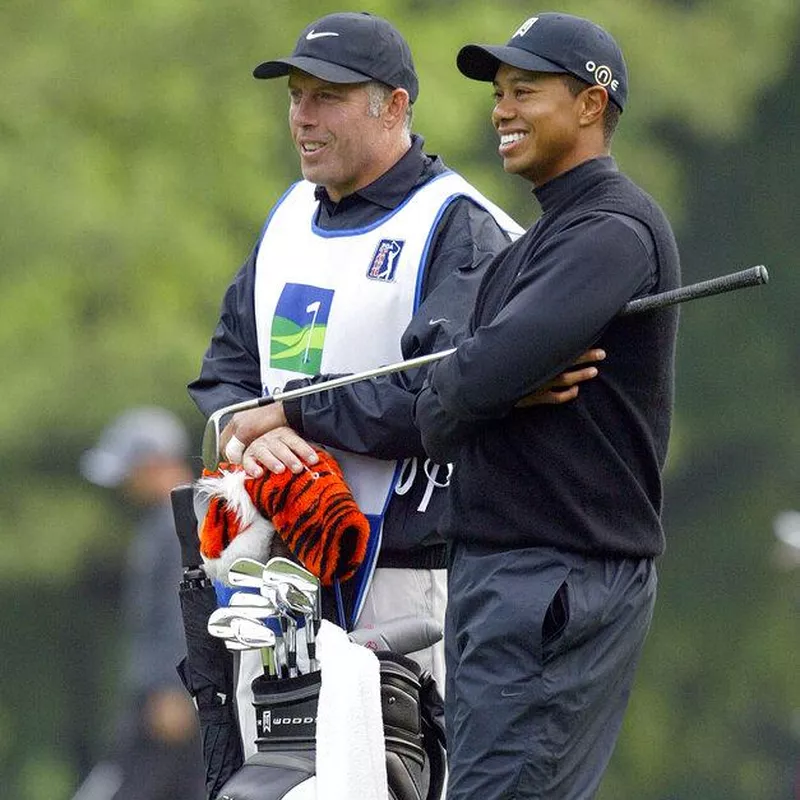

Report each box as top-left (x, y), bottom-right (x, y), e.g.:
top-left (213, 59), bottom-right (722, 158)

top-left (309, 171), bottom-right (456, 239)
top-left (348, 458), bottom-right (406, 628)
top-left (413, 192), bottom-right (466, 310)
top-left (348, 514), bottom-right (382, 629)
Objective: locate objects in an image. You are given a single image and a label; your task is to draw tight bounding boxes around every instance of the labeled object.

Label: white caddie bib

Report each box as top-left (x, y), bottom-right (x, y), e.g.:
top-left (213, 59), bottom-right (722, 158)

top-left (255, 170), bottom-right (520, 502)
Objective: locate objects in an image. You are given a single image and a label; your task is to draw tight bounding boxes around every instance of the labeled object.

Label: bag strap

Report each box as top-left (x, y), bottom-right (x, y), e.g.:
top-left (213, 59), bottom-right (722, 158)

top-left (418, 671), bottom-right (447, 800)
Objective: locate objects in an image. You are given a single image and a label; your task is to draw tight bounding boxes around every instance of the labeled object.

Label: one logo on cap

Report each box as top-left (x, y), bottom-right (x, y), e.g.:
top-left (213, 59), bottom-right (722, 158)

top-left (512, 17), bottom-right (539, 38)
top-left (585, 60), bottom-right (619, 92)
top-left (367, 239), bottom-right (404, 282)
top-left (306, 30), bottom-right (339, 40)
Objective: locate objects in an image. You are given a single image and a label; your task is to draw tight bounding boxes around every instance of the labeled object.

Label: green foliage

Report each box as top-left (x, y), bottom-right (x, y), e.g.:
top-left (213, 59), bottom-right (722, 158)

top-left (1, 1), bottom-right (798, 797)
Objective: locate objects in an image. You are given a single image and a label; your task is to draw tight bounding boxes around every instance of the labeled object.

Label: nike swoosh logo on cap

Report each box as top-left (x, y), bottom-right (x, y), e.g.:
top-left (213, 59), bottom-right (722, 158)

top-left (306, 30), bottom-right (340, 40)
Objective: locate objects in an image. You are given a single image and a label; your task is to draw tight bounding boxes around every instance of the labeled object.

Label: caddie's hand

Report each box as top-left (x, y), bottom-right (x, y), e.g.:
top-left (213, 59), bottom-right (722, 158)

top-left (516, 348), bottom-right (606, 408)
top-left (219, 403), bottom-right (287, 463)
top-left (242, 426), bottom-right (319, 478)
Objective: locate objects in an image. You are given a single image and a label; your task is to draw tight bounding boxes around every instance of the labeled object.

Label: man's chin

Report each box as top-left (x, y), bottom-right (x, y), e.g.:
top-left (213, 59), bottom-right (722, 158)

top-left (501, 154), bottom-right (538, 182)
top-left (299, 164), bottom-right (327, 185)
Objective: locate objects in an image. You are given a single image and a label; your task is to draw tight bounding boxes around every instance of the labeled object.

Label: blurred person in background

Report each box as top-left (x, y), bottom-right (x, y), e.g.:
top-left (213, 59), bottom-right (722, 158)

top-left (74, 407), bottom-right (204, 800)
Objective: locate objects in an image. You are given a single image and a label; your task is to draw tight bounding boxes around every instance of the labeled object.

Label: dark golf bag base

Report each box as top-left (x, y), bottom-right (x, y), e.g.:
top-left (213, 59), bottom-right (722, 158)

top-left (213, 752), bottom-right (315, 800)
top-left (214, 651), bottom-right (445, 800)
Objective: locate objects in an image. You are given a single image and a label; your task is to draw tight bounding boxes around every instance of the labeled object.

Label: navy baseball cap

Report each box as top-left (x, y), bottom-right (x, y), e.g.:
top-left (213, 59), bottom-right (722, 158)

top-left (457, 13), bottom-right (627, 111)
top-left (253, 12), bottom-right (419, 103)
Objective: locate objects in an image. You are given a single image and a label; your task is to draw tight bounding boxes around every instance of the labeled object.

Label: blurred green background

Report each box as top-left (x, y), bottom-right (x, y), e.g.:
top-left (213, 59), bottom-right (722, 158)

top-left (1, 1), bottom-right (798, 797)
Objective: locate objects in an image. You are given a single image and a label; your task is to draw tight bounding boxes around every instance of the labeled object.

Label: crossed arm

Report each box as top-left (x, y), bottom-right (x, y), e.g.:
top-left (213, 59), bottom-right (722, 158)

top-left (220, 348), bottom-right (605, 477)
top-left (192, 203), bottom-right (614, 477)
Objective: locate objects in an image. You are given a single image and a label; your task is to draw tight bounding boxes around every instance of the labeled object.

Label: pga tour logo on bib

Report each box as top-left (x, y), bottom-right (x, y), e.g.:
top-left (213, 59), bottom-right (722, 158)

top-left (367, 239), bottom-right (404, 282)
top-left (270, 283), bottom-right (333, 375)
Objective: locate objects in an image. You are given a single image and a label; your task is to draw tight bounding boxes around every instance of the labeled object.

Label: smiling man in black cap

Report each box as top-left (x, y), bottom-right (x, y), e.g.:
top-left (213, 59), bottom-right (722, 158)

top-left (414, 12), bottom-right (681, 799)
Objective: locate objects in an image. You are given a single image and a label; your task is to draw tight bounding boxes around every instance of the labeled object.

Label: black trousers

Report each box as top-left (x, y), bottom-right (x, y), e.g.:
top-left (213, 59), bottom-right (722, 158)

top-left (113, 708), bottom-right (206, 800)
top-left (445, 542), bottom-right (656, 800)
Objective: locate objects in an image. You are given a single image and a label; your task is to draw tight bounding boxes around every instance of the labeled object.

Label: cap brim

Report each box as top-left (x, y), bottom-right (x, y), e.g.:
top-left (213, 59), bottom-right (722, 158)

top-left (457, 44), bottom-right (567, 82)
top-left (253, 56), bottom-right (372, 84)
top-left (80, 449), bottom-right (128, 488)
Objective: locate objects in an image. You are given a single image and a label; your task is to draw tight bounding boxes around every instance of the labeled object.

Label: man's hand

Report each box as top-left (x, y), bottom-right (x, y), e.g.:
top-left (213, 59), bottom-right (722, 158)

top-left (219, 403), bottom-right (288, 463)
top-left (242, 426), bottom-right (319, 477)
top-left (217, 400), bottom-right (319, 477)
top-left (515, 348), bottom-right (605, 408)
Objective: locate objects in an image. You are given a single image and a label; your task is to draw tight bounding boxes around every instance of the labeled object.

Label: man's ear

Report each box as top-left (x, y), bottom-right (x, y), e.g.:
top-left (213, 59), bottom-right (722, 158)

top-left (579, 85), bottom-right (608, 128)
top-left (383, 88), bottom-right (410, 130)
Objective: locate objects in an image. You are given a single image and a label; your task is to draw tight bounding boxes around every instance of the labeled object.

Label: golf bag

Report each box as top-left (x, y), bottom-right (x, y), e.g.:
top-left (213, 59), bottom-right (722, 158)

top-left (172, 484), bottom-right (446, 800)
top-left (214, 652), bottom-right (445, 800)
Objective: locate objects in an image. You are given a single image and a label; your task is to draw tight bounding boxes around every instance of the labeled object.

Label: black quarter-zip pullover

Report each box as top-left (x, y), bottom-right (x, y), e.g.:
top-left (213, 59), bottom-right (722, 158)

top-left (415, 156), bottom-right (680, 557)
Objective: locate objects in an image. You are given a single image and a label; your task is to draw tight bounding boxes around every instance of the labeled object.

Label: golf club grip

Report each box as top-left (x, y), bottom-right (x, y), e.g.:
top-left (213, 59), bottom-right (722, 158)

top-left (620, 265), bottom-right (768, 316)
top-left (170, 484), bottom-right (202, 570)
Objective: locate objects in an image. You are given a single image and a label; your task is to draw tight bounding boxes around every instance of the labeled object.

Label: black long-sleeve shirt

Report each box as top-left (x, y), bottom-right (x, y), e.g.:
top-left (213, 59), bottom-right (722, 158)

top-left (415, 157), bottom-right (680, 558)
top-left (189, 135), bottom-right (514, 566)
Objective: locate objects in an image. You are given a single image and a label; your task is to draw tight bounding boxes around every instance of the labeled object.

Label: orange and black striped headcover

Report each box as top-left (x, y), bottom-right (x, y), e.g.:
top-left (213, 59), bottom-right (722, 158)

top-left (200, 449), bottom-right (370, 586)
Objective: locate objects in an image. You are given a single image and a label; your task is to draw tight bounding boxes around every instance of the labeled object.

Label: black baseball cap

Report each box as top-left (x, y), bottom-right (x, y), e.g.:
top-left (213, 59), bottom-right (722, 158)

top-left (457, 13), bottom-right (627, 111)
top-left (253, 12), bottom-right (419, 103)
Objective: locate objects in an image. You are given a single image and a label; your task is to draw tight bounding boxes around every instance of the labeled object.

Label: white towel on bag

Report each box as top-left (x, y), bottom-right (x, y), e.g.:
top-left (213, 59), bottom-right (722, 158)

top-left (315, 620), bottom-right (388, 800)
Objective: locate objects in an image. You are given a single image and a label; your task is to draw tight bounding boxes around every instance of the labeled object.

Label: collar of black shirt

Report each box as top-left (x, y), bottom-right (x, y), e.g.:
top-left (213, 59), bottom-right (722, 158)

top-left (313, 134), bottom-right (434, 223)
top-left (533, 155), bottom-right (617, 214)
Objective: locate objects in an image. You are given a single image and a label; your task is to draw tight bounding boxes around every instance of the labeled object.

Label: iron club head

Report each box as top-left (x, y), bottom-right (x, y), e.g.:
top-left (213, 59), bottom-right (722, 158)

top-left (229, 590), bottom-right (279, 612)
top-left (231, 617), bottom-right (277, 650)
top-left (228, 557), bottom-right (268, 589)
top-left (201, 414), bottom-right (222, 472)
top-left (201, 395), bottom-right (266, 471)
top-left (263, 557), bottom-right (319, 596)
top-left (276, 582), bottom-right (315, 619)
top-left (208, 604), bottom-right (279, 638)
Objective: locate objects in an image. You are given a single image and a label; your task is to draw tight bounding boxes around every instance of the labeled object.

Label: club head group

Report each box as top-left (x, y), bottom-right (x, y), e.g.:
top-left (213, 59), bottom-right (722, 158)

top-left (206, 556), bottom-right (322, 678)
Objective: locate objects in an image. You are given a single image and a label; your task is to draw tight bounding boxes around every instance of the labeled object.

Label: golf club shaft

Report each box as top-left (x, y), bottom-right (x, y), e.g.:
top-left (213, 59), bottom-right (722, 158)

top-left (203, 265), bottom-right (768, 467)
top-left (262, 646), bottom-right (278, 679)
top-left (239, 266), bottom-right (766, 406)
